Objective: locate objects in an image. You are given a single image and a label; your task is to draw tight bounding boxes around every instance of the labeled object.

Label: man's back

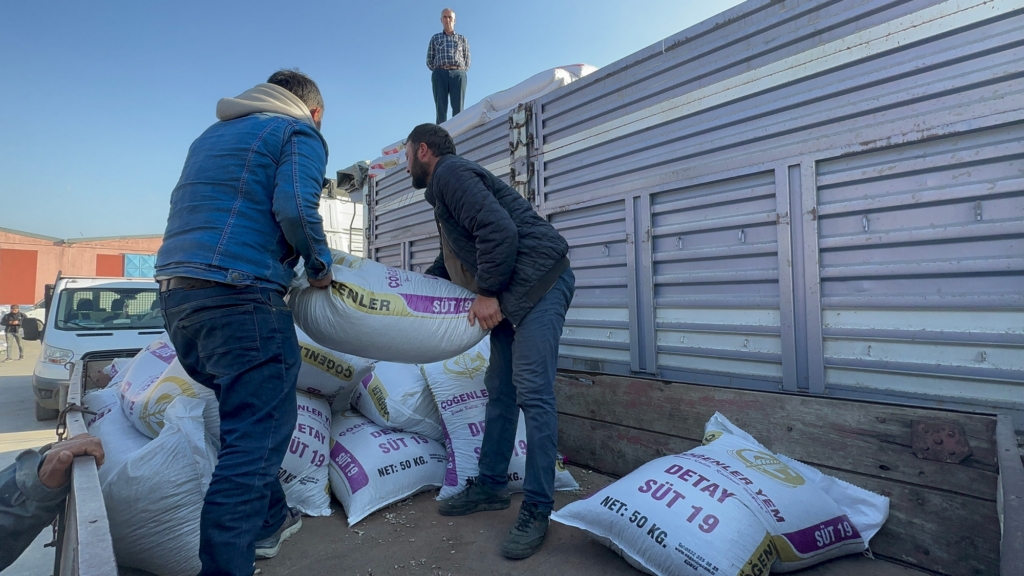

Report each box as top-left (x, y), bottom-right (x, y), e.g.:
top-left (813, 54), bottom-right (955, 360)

top-left (157, 113), bottom-right (329, 291)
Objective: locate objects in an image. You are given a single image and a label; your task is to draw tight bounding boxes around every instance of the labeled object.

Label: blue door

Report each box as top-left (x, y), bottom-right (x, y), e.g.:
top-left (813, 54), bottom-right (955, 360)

top-left (124, 254), bottom-right (157, 278)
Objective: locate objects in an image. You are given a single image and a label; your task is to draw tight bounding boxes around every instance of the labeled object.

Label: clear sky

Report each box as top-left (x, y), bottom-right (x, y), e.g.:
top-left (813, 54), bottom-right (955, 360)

top-left (0, 1), bottom-right (743, 239)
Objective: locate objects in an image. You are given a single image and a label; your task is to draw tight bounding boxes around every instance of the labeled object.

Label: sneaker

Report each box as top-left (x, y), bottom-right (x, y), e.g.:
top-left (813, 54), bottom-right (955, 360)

top-left (502, 501), bottom-right (550, 559)
top-left (254, 507), bottom-right (303, 559)
top-left (438, 478), bottom-right (511, 516)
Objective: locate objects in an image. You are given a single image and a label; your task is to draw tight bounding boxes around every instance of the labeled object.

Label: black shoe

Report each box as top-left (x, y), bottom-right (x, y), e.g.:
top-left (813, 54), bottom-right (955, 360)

top-left (254, 507), bottom-right (302, 559)
top-left (438, 478), bottom-right (511, 516)
top-left (502, 501), bottom-right (550, 559)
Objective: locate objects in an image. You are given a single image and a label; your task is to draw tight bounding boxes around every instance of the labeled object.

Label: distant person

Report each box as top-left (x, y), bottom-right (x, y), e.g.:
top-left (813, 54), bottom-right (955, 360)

top-left (155, 69), bottom-right (333, 575)
top-left (427, 8), bottom-right (471, 125)
top-left (406, 124), bottom-right (574, 560)
top-left (0, 434), bottom-right (105, 570)
top-left (1, 305), bottom-right (26, 361)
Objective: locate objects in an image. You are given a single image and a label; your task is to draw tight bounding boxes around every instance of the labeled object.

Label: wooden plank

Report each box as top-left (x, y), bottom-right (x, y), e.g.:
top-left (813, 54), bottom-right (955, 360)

top-left (997, 414), bottom-right (1024, 576)
top-left (555, 372), bottom-right (998, 499)
top-left (558, 414), bottom-right (1000, 576)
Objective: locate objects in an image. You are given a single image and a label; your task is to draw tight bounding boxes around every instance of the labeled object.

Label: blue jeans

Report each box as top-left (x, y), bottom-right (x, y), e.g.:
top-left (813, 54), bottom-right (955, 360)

top-left (477, 269), bottom-right (574, 512)
top-left (160, 283), bottom-right (299, 576)
top-left (432, 68), bottom-right (467, 124)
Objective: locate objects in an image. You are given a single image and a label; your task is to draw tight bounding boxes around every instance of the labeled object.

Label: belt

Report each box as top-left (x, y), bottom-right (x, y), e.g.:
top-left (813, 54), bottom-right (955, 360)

top-left (438, 66), bottom-right (464, 70)
top-left (158, 277), bottom-right (225, 292)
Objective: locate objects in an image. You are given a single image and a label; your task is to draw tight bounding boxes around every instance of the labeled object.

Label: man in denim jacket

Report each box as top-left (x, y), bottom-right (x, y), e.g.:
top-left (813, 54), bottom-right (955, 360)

top-left (155, 70), bottom-right (333, 575)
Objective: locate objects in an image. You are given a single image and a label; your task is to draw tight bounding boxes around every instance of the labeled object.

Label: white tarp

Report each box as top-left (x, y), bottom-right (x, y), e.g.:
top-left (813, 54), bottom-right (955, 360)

top-left (369, 64), bottom-right (597, 178)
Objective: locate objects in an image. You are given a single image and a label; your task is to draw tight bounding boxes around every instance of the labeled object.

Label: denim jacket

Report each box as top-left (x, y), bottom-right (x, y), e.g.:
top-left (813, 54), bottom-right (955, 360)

top-left (0, 449), bottom-right (68, 570)
top-left (156, 113), bottom-right (332, 292)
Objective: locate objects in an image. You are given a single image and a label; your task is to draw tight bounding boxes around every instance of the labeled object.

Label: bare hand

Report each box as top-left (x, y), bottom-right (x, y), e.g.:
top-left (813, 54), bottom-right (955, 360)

top-left (308, 271), bottom-right (334, 290)
top-left (468, 296), bottom-right (502, 331)
top-left (39, 434), bottom-right (105, 490)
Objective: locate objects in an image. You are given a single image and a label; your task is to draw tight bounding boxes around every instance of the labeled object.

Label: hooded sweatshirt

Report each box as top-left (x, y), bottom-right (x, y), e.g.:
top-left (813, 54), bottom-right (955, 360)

top-left (216, 83), bottom-right (316, 127)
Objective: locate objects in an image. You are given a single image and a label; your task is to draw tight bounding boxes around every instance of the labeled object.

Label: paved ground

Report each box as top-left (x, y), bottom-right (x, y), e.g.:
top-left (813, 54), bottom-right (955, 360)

top-left (0, 340), bottom-right (59, 575)
top-left (258, 467), bottom-right (927, 576)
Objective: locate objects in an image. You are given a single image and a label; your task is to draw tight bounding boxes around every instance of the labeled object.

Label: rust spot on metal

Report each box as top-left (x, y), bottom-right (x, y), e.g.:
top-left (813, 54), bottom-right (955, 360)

top-left (912, 420), bottom-right (972, 464)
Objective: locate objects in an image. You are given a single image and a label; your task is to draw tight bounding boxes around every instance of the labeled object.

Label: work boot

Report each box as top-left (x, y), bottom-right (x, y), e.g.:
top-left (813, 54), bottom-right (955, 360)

top-left (438, 478), bottom-right (511, 516)
top-left (502, 501), bottom-right (550, 559)
top-left (255, 507), bottom-right (302, 559)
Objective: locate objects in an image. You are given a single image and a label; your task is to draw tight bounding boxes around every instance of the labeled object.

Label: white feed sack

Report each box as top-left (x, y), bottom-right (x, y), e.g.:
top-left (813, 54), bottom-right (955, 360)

top-left (104, 396), bottom-right (216, 576)
top-left (552, 413), bottom-right (889, 576)
top-left (83, 385), bottom-right (152, 487)
top-left (280, 391), bottom-right (333, 517)
top-left (289, 250), bottom-right (486, 364)
top-left (121, 349), bottom-right (220, 448)
top-left (350, 361), bottom-right (443, 442)
top-left (420, 339), bottom-right (577, 499)
top-left (295, 325), bottom-right (374, 406)
top-left (328, 411), bottom-right (447, 526)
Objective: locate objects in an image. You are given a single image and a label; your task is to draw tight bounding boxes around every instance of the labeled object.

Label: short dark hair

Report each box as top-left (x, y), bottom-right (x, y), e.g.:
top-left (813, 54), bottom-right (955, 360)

top-left (407, 124), bottom-right (457, 157)
top-left (267, 69), bottom-right (324, 110)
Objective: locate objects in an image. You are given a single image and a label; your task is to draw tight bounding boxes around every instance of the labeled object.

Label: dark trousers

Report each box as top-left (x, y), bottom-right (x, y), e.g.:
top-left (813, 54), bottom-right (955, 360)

top-left (160, 284), bottom-right (299, 576)
top-left (477, 269), bottom-right (575, 511)
top-left (432, 68), bottom-right (467, 124)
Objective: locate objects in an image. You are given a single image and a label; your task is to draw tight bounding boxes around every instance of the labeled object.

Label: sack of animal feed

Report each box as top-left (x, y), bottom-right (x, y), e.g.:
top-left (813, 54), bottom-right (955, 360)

top-left (327, 411), bottom-right (447, 526)
top-left (83, 385), bottom-right (152, 487)
top-left (295, 325), bottom-right (374, 406)
top-left (280, 391), bottom-right (333, 516)
top-left (122, 352), bottom-right (220, 449)
top-left (104, 396), bottom-right (216, 576)
top-left (288, 249), bottom-right (487, 364)
top-left (420, 338), bottom-right (578, 499)
top-left (350, 361), bottom-right (443, 442)
top-left (551, 413), bottom-right (889, 576)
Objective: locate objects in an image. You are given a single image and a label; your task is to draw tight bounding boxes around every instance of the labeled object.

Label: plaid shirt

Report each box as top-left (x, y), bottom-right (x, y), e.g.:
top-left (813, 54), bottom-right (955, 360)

top-left (426, 31), bottom-right (470, 70)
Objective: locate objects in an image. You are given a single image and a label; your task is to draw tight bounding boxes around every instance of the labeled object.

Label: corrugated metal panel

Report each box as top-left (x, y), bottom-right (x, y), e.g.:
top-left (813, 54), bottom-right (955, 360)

top-left (362, 0), bottom-right (1024, 421)
top-left (554, 200), bottom-right (632, 372)
top-left (651, 171), bottom-right (783, 389)
top-left (529, 0), bottom-right (1024, 418)
top-left (535, 0), bottom-right (1024, 210)
top-left (320, 196), bottom-right (364, 256)
top-left (815, 124), bottom-right (1024, 407)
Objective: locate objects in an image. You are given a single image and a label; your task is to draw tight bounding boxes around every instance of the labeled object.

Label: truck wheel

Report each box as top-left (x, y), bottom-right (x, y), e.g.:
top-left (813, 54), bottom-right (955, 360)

top-left (35, 402), bottom-right (59, 421)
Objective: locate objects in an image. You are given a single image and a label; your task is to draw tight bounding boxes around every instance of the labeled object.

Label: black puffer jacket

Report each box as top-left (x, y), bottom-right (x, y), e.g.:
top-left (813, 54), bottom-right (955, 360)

top-left (424, 154), bottom-right (569, 326)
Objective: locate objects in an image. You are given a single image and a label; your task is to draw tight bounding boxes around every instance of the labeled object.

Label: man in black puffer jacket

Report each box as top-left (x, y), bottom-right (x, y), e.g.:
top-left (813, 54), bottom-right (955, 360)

top-left (406, 124), bottom-right (574, 560)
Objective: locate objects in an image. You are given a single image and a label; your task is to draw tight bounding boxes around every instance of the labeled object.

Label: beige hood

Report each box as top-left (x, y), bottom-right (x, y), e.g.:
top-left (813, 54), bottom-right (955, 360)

top-left (216, 83), bottom-right (315, 127)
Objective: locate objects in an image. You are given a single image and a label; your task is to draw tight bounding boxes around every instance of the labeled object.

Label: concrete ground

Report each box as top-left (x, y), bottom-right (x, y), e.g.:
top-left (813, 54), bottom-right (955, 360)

top-left (259, 467), bottom-right (927, 576)
top-left (0, 340), bottom-right (59, 576)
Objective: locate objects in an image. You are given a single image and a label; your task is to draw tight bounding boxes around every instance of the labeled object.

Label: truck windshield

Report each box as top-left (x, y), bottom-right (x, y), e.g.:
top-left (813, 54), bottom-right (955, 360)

top-left (55, 287), bottom-right (163, 331)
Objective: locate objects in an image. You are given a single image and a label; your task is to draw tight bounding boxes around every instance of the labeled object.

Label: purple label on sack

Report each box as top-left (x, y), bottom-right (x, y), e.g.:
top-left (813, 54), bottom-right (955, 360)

top-left (361, 372), bottom-right (374, 389)
top-left (440, 418), bottom-right (458, 487)
top-left (149, 342), bottom-right (177, 364)
top-left (781, 515), bottom-right (862, 555)
top-left (398, 293), bottom-right (474, 316)
top-left (330, 440), bottom-right (369, 494)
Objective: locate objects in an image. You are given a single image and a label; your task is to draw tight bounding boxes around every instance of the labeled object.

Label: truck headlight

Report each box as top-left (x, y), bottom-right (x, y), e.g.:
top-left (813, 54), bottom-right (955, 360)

top-left (42, 344), bottom-right (74, 366)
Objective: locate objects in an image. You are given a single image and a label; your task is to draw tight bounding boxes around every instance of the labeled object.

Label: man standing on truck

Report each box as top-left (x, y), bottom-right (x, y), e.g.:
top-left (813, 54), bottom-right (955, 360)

top-left (427, 8), bottom-right (470, 125)
top-left (155, 69), bottom-right (333, 575)
top-left (405, 123), bottom-right (574, 559)
top-left (1, 305), bottom-right (26, 361)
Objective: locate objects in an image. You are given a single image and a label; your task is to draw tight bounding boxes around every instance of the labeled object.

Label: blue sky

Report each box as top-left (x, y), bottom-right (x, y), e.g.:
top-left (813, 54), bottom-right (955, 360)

top-left (0, 1), bottom-right (742, 238)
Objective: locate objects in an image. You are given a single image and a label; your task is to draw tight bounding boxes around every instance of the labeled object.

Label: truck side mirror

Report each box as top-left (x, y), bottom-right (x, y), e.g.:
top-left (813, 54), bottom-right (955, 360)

top-left (22, 318), bottom-right (43, 341)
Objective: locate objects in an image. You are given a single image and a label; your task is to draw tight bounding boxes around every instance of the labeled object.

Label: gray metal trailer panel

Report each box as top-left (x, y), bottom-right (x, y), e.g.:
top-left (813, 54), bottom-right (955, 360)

top-left (369, 0), bottom-right (1024, 426)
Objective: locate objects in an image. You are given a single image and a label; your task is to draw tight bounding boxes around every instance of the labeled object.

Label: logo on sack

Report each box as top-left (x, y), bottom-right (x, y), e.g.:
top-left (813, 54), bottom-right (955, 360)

top-left (138, 376), bottom-right (200, 437)
top-left (443, 352), bottom-right (487, 379)
top-left (730, 448), bottom-right (805, 487)
top-left (702, 430), bottom-right (723, 446)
